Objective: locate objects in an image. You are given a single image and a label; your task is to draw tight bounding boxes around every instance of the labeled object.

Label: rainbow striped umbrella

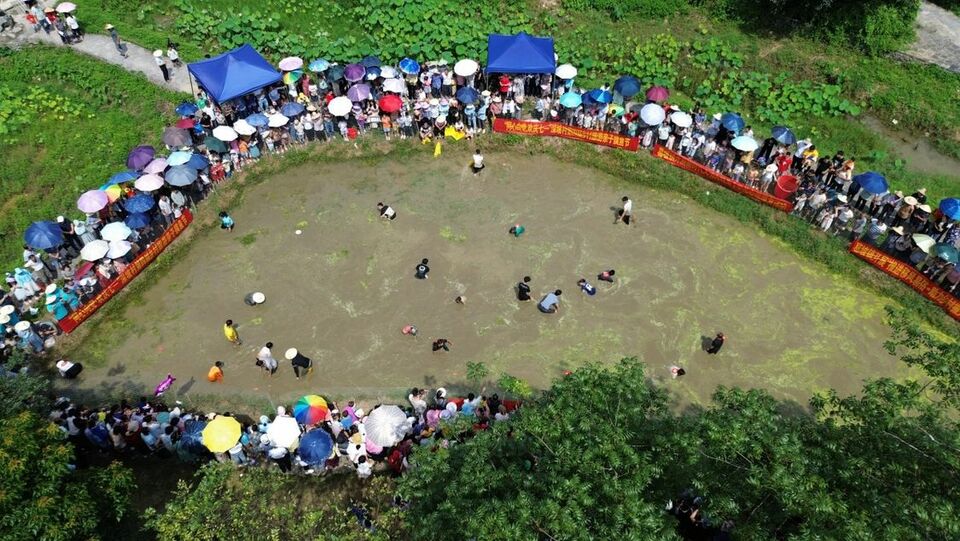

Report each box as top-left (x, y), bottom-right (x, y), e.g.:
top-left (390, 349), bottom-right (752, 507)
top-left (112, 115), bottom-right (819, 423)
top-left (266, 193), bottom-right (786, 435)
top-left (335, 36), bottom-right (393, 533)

top-left (294, 395), bottom-right (330, 426)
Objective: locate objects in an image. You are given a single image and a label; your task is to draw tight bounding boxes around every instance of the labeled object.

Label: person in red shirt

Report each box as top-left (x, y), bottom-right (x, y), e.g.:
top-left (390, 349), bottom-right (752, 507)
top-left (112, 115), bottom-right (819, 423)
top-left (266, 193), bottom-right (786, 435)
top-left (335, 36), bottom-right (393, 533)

top-left (775, 152), bottom-right (792, 175)
top-left (498, 74), bottom-right (510, 97)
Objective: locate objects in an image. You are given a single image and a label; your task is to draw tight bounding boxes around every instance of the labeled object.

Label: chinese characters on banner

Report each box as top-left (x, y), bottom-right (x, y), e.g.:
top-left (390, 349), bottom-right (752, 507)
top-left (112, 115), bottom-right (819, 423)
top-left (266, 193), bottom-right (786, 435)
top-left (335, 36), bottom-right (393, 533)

top-left (493, 118), bottom-right (640, 151)
top-left (59, 209), bottom-right (194, 333)
top-left (650, 145), bottom-right (794, 213)
top-left (849, 241), bottom-right (960, 322)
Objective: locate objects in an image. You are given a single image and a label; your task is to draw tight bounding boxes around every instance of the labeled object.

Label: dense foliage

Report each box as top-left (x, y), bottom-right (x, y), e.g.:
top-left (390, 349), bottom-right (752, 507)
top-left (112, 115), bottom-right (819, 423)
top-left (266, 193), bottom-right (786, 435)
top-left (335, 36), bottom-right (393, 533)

top-left (400, 353), bottom-right (960, 540)
top-left (0, 412), bottom-right (136, 541)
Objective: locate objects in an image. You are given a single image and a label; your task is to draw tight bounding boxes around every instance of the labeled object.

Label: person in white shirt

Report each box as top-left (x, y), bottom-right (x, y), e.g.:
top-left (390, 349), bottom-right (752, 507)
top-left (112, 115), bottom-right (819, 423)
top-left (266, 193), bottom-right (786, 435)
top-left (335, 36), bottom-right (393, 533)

top-left (257, 342), bottom-right (278, 375)
top-left (408, 388), bottom-right (427, 417)
top-left (377, 202), bottom-right (397, 220)
top-left (471, 149), bottom-right (484, 175)
top-left (356, 455), bottom-right (373, 479)
top-left (56, 359), bottom-right (83, 378)
top-left (616, 196), bottom-right (633, 225)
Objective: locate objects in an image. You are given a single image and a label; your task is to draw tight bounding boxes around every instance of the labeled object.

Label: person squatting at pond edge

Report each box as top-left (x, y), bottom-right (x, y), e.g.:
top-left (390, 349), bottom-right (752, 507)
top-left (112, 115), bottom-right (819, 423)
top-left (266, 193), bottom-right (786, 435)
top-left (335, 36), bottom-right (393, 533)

top-left (219, 211), bottom-right (235, 231)
top-left (377, 202), bottom-right (397, 220)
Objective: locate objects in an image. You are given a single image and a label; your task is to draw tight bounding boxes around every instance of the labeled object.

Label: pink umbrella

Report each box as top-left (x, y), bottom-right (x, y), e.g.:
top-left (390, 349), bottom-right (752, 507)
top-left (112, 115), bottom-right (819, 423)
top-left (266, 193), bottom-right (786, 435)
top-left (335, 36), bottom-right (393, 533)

top-left (77, 190), bottom-right (109, 213)
top-left (135, 174), bottom-right (165, 192)
top-left (143, 157), bottom-right (168, 174)
top-left (278, 57), bottom-right (303, 71)
top-left (365, 438), bottom-right (383, 455)
top-left (646, 86), bottom-right (670, 102)
top-left (425, 409), bottom-right (441, 427)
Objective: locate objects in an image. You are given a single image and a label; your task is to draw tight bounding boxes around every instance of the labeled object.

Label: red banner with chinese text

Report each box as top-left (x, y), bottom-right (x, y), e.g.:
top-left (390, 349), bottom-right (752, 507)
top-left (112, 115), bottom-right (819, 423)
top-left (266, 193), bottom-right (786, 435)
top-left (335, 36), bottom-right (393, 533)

top-left (849, 240), bottom-right (960, 322)
top-left (59, 209), bottom-right (194, 333)
top-left (493, 118), bottom-right (639, 151)
top-left (651, 144), bottom-right (794, 213)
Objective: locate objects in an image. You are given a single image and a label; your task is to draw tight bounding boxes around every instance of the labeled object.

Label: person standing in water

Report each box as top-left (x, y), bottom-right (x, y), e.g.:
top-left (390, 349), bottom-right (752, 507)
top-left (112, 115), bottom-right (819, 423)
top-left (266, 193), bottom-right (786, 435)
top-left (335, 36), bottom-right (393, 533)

top-left (517, 276), bottom-right (532, 302)
top-left (471, 149), bottom-right (485, 175)
top-left (706, 332), bottom-right (725, 354)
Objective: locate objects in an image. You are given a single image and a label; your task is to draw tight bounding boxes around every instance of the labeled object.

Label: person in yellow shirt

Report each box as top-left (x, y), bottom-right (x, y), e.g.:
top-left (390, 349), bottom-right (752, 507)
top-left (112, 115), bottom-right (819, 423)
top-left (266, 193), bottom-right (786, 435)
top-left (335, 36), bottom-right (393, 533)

top-left (207, 361), bottom-right (224, 383)
top-left (223, 319), bottom-right (242, 345)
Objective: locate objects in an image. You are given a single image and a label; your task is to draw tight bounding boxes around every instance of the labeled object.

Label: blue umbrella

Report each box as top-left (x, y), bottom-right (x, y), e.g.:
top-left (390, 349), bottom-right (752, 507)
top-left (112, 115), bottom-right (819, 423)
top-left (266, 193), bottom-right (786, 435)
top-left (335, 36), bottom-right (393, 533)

top-left (586, 88), bottom-right (613, 104)
top-left (24, 221), bottom-right (63, 250)
top-left (175, 102), bottom-right (199, 116)
top-left (720, 113), bottom-right (745, 133)
top-left (280, 102), bottom-right (305, 116)
top-left (771, 125), bottom-right (796, 145)
top-left (456, 87), bottom-right (480, 104)
top-left (107, 170), bottom-right (138, 186)
top-left (187, 153), bottom-right (210, 171)
top-left (308, 59), bottom-right (330, 72)
top-left (165, 165), bottom-right (198, 187)
top-left (360, 55), bottom-right (381, 68)
top-left (124, 193), bottom-right (156, 214)
top-left (399, 57), bottom-right (420, 75)
top-left (613, 76), bottom-right (641, 98)
top-left (124, 212), bottom-right (151, 229)
top-left (853, 172), bottom-right (889, 195)
top-left (298, 430), bottom-right (334, 465)
top-left (327, 65), bottom-right (345, 81)
top-left (934, 243), bottom-right (959, 264)
top-left (179, 419), bottom-right (207, 454)
top-left (939, 198), bottom-right (960, 220)
top-left (246, 113), bottom-right (269, 127)
top-left (559, 92), bottom-right (582, 108)
top-left (365, 66), bottom-right (381, 80)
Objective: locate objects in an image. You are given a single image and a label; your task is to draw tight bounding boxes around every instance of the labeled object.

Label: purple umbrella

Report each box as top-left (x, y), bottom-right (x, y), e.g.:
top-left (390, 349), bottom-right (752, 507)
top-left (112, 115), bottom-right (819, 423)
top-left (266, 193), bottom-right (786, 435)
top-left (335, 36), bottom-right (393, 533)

top-left (347, 83), bottom-right (371, 102)
top-left (126, 145), bottom-right (156, 171)
top-left (77, 190), bottom-right (109, 213)
top-left (344, 63), bottom-right (366, 82)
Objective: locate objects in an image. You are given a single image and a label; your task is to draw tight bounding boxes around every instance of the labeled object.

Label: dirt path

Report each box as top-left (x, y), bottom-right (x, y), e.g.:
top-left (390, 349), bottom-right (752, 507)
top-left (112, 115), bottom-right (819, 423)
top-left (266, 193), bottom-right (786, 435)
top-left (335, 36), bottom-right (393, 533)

top-left (903, 1), bottom-right (960, 73)
top-left (1, 24), bottom-right (192, 94)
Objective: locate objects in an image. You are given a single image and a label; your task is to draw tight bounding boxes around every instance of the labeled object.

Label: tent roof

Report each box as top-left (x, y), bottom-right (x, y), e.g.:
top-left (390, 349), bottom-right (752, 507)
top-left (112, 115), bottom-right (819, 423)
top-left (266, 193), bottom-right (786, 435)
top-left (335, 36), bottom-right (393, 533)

top-left (486, 32), bottom-right (556, 74)
top-left (187, 44), bottom-right (281, 103)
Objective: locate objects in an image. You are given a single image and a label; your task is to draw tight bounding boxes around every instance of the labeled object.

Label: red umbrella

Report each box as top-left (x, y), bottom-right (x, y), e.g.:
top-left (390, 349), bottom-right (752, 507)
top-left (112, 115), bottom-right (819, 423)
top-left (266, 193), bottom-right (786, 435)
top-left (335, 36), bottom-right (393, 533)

top-left (175, 118), bottom-right (195, 129)
top-left (74, 261), bottom-right (95, 280)
top-left (378, 95), bottom-right (402, 113)
top-left (646, 86), bottom-right (669, 101)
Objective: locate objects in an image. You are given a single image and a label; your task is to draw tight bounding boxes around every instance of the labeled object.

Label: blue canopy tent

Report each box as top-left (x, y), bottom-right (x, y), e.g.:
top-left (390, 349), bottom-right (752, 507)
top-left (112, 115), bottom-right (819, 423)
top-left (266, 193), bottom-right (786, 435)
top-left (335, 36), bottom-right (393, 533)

top-left (486, 32), bottom-right (556, 74)
top-left (187, 44), bottom-right (282, 104)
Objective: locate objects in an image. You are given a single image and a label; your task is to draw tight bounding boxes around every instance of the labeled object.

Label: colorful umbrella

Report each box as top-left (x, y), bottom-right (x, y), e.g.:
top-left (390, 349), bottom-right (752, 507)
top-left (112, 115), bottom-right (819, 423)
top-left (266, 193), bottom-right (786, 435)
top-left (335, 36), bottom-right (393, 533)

top-left (175, 118), bottom-right (195, 129)
top-left (24, 221), bottom-right (63, 250)
top-left (212, 125), bottom-right (238, 142)
top-left (730, 136), bottom-right (759, 152)
top-left (282, 70), bottom-right (303, 85)
top-left (297, 430), bottom-right (334, 465)
top-left (940, 198), bottom-right (960, 220)
top-left (555, 63), bottom-right (577, 79)
top-left (587, 88), bottom-right (613, 104)
top-left (614, 76), bottom-right (641, 98)
top-left (99, 183), bottom-right (122, 203)
top-left (77, 190), bottom-right (109, 213)
top-left (162, 127), bottom-right (191, 147)
top-left (308, 59), bottom-right (330, 72)
top-left (246, 113), bottom-right (269, 127)
top-left (853, 172), bottom-right (889, 195)
top-left (935, 243), bottom-right (960, 264)
top-left (559, 91), bottom-right (581, 108)
top-left (167, 150), bottom-right (192, 166)
top-left (126, 145), bottom-right (155, 171)
top-left (80, 240), bottom-right (109, 261)
top-left (280, 102), bottom-right (305, 116)
top-left (364, 405), bottom-right (407, 447)
top-left (608, 104), bottom-right (625, 117)
top-left (640, 103), bottom-right (665, 126)
top-left (646, 86), bottom-right (670, 101)
top-left (100, 222), bottom-right (132, 242)
top-left (267, 416), bottom-right (301, 449)
top-left (293, 395), bottom-right (330, 426)
top-left (233, 119), bottom-right (257, 135)
top-left (187, 153), bottom-right (210, 170)
top-left (202, 136), bottom-right (228, 153)
top-left (278, 56), bottom-right (304, 71)
top-left (912, 234), bottom-right (936, 253)
top-left (124, 193), bottom-right (155, 213)
top-left (135, 174), bottom-right (164, 192)
top-left (106, 240), bottom-right (132, 259)
top-left (455, 87), bottom-right (479, 104)
top-left (454, 58), bottom-right (479, 77)
top-left (106, 169), bottom-right (139, 186)
top-left (360, 55), bottom-right (381, 68)
top-left (383, 78), bottom-right (405, 93)
top-left (670, 111), bottom-right (693, 128)
top-left (202, 416), bottom-right (242, 453)
top-left (399, 57), bottom-right (420, 75)
top-left (124, 212), bottom-right (151, 229)
top-left (175, 102), bottom-right (199, 116)
top-left (328, 96), bottom-right (353, 116)
top-left (267, 113), bottom-right (289, 127)
top-left (720, 113), bottom-right (745, 133)
top-left (165, 165), bottom-right (198, 187)
top-left (344, 63), bottom-right (366, 82)
top-left (378, 94), bottom-right (403, 113)
top-left (347, 83), bottom-right (371, 102)
top-left (143, 158), bottom-right (168, 175)
top-left (771, 125), bottom-right (796, 145)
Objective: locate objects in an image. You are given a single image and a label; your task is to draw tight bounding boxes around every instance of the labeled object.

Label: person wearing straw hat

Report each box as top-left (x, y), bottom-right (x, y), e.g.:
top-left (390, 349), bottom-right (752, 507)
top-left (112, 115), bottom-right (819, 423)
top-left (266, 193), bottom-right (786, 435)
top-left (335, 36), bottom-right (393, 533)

top-left (153, 49), bottom-right (170, 82)
top-left (105, 24), bottom-right (128, 58)
top-left (15, 320), bottom-right (44, 353)
top-left (285, 348), bottom-right (313, 380)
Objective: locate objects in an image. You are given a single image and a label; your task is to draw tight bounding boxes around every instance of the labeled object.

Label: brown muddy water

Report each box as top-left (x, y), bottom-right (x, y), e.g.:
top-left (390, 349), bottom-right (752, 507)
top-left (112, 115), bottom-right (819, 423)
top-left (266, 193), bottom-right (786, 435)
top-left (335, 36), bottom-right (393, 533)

top-left (60, 153), bottom-right (901, 409)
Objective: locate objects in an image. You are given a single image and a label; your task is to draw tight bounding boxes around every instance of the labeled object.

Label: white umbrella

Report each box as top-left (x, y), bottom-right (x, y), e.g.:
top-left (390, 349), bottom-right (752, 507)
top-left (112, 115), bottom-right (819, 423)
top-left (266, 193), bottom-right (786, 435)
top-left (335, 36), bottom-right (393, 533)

top-left (639, 103), bottom-right (665, 126)
top-left (100, 222), bottom-right (132, 242)
top-left (555, 63), bottom-right (577, 79)
top-left (380, 66), bottom-right (398, 79)
top-left (267, 113), bottom-right (289, 127)
top-left (912, 234), bottom-right (936, 253)
top-left (212, 125), bottom-right (238, 142)
top-left (80, 240), bottom-right (109, 261)
top-left (364, 405), bottom-right (408, 447)
top-left (55, 2), bottom-right (76, 13)
top-left (730, 135), bottom-right (759, 152)
top-left (106, 240), bottom-right (132, 259)
top-left (233, 119), bottom-right (256, 136)
top-left (670, 111), bottom-right (693, 128)
top-left (267, 416), bottom-right (301, 449)
top-left (382, 78), bottom-right (405, 94)
top-left (135, 174), bottom-right (165, 192)
top-left (328, 96), bottom-right (352, 117)
top-left (453, 59), bottom-right (479, 77)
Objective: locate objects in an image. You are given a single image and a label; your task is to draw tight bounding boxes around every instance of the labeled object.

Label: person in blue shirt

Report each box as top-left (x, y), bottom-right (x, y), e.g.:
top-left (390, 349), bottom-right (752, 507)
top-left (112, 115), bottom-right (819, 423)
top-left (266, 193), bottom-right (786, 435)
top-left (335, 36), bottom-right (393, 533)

top-left (219, 211), bottom-right (235, 231)
top-left (577, 279), bottom-right (596, 296)
top-left (538, 289), bottom-right (562, 314)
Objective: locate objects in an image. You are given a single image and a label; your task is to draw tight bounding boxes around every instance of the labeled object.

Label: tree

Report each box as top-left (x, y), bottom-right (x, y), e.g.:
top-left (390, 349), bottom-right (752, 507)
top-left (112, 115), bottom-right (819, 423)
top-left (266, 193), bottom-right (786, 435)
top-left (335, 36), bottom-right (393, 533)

top-left (399, 357), bottom-right (960, 540)
top-left (0, 350), bottom-right (52, 418)
top-left (0, 412), bottom-right (135, 541)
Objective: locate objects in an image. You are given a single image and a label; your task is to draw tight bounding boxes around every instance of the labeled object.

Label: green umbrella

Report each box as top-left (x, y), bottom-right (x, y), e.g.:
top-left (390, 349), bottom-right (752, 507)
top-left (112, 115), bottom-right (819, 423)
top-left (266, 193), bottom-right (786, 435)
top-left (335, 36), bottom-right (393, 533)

top-left (202, 135), bottom-right (228, 153)
top-left (934, 243), bottom-right (959, 264)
